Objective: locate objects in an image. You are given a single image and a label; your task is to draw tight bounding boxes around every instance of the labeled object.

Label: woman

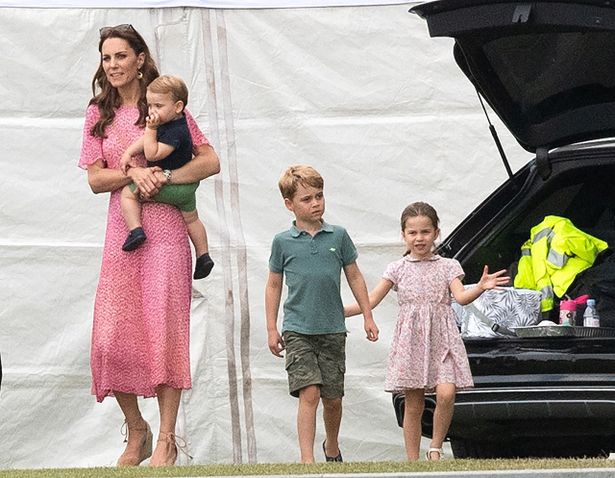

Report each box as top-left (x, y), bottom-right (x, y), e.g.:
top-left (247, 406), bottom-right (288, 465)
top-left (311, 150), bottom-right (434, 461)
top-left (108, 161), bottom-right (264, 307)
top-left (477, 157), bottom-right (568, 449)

top-left (78, 24), bottom-right (219, 467)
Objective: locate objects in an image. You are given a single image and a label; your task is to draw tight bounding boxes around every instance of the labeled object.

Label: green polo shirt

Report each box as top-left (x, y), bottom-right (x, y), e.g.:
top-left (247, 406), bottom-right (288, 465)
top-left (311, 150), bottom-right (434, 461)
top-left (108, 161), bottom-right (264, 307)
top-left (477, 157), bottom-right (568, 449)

top-left (269, 221), bottom-right (358, 335)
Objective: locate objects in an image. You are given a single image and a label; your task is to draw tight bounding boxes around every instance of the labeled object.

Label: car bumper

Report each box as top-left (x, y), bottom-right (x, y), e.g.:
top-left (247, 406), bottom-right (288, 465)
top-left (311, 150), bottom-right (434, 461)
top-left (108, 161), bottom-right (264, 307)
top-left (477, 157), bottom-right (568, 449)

top-left (393, 383), bottom-right (615, 441)
top-left (445, 386), bottom-right (615, 441)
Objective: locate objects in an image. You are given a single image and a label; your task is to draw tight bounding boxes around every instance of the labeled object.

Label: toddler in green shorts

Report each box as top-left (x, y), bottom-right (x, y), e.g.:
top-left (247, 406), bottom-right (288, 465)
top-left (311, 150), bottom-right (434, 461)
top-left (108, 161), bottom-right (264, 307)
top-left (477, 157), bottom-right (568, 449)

top-left (265, 164), bottom-right (379, 464)
top-left (120, 75), bottom-right (213, 279)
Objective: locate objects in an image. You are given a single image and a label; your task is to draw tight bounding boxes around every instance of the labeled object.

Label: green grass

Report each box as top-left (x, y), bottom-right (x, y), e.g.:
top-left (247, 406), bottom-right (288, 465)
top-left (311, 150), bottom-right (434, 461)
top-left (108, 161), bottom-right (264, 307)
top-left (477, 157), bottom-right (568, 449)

top-left (1, 460), bottom-right (615, 478)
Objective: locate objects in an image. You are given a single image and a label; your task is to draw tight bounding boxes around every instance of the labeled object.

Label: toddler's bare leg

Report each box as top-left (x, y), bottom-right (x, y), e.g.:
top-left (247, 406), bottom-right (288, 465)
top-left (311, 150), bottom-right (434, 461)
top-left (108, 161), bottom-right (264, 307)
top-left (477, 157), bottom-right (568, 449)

top-left (121, 185), bottom-right (143, 230)
top-left (183, 209), bottom-right (214, 279)
top-left (182, 209), bottom-right (208, 257)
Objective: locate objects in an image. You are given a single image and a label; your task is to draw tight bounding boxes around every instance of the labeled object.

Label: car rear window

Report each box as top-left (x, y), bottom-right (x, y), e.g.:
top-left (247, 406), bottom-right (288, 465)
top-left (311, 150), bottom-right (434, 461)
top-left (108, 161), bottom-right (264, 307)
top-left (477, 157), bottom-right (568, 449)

top-left (483, 31), bottom-right (615, 124)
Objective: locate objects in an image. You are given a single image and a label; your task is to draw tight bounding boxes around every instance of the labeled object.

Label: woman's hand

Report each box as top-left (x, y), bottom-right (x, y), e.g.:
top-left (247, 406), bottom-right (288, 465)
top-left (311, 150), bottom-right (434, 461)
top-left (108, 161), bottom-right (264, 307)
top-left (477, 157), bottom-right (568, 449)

top-left (127, 166), bottom-right (163, 198)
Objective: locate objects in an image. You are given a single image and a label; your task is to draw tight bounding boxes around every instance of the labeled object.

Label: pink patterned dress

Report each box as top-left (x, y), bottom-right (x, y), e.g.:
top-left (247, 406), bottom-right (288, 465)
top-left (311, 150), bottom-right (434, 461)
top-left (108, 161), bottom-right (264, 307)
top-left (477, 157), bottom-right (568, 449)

top-left (79, 104), bottom-right (208, 402)
top-left (383, 255), bottom-right (474, 393)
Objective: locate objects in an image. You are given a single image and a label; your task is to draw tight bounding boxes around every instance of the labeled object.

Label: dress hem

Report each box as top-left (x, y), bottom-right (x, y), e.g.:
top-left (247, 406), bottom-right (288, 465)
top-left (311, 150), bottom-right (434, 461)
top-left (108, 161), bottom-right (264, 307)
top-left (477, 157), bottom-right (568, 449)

top-left (94, 382), bottom-right (193, 403)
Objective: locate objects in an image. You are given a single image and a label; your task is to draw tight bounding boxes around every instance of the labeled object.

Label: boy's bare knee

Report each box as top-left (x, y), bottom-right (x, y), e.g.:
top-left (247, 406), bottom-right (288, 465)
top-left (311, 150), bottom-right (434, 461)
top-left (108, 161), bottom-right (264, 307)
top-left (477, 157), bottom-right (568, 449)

top-left (321, 397), bottom-right (342, 412)
top-left (299, 385), bottom-right (321, 406)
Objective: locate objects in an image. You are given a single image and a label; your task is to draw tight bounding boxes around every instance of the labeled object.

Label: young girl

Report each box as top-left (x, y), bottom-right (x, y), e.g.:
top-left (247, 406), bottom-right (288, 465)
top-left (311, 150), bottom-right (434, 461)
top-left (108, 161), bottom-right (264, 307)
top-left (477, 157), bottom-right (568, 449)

top-left (345, 201), bottom-right (509, 461)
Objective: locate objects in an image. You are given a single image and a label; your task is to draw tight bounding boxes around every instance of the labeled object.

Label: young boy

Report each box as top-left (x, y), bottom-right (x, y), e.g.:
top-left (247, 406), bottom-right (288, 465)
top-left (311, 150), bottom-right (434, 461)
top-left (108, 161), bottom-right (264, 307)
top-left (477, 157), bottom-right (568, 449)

top-left (265, 164), bottom-right (379, 464)
top-left (119, 75), bottom-right (214, 279)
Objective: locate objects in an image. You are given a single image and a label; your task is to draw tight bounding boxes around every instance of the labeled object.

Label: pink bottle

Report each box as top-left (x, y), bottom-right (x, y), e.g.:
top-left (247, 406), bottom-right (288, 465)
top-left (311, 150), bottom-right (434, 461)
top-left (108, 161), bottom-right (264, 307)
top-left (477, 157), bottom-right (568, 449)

top-left (559, 295), bottom-right (589, 326)
top-left (559, 300), bottom-right (577, 326)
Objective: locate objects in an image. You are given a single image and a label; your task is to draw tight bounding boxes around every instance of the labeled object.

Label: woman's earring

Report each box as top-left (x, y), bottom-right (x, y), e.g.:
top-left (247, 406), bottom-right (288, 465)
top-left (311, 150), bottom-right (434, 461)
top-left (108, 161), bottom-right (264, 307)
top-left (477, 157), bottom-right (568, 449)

top-left (137, 70), bottom-right (143, 80)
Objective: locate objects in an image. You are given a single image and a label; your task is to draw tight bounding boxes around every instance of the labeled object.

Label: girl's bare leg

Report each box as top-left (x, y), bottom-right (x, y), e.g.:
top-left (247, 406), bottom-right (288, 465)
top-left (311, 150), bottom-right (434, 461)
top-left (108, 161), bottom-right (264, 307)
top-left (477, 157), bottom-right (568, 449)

top-left (428, 383), bottom-right (456, 460)
top-left (402, 389), bottom-right (425, 460)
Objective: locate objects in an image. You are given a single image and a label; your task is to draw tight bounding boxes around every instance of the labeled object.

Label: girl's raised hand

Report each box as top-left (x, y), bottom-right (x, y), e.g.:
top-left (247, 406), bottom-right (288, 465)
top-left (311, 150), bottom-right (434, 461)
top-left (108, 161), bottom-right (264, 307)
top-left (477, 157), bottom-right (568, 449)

top-left (478, 265), bottom-right (510, 291)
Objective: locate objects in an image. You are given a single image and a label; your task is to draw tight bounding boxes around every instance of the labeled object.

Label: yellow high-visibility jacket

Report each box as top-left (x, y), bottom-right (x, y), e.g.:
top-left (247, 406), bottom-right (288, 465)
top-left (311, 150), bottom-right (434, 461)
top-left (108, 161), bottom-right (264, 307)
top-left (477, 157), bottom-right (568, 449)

top-left (514, 215), bottom-right (608, 311)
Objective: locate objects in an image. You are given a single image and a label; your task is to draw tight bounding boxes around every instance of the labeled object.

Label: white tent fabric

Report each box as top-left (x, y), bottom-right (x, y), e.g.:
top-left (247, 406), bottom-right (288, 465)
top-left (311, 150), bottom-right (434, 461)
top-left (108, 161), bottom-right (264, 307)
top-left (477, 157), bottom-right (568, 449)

top-left (0, 1), bottom-right (410, 8)
top-left (0, 3), bottom-right (532, 469)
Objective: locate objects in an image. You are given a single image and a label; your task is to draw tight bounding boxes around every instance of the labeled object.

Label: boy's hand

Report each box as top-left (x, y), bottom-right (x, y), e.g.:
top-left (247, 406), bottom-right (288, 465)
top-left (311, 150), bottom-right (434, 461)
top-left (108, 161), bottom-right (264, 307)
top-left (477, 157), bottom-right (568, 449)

top-left (477, 265), bottom-right (510, 291)
top-left (364, 317), bottom-right (379, 342)
top-left (268, 330), bottom-right (285, 357)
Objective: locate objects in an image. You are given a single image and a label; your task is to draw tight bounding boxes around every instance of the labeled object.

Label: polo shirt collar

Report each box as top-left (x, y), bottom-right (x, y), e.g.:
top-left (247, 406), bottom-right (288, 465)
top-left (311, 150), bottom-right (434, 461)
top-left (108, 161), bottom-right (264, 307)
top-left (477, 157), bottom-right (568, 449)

top-left (290, 220), bottom-right (333, 237)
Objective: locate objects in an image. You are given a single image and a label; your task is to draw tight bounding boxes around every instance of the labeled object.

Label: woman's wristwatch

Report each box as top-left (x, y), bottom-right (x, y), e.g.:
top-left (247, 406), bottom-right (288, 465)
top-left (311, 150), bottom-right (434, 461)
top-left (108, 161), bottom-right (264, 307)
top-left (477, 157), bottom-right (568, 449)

top-left (162, 169), bottom-right (172, 183)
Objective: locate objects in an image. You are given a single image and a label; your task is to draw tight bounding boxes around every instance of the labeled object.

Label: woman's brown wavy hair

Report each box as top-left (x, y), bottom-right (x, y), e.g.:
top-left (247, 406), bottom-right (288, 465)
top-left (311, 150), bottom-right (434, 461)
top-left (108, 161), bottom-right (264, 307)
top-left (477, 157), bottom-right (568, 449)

top-left (89, 25), bottom-right (159, 138)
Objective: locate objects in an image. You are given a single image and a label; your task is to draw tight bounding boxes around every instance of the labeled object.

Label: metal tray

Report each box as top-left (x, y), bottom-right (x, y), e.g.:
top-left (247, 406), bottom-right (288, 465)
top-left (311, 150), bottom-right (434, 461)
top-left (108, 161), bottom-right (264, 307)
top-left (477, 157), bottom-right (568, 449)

top-left (514, 325), bottom-right (615, 338)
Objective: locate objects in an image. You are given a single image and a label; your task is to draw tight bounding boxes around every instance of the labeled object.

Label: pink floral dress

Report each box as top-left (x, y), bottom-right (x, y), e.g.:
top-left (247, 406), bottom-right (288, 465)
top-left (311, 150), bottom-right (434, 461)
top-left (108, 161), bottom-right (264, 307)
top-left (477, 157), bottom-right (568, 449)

top-left (79, 104), bottom-right (209, 402)
top-left (383, 255), bottom-right (474, 393)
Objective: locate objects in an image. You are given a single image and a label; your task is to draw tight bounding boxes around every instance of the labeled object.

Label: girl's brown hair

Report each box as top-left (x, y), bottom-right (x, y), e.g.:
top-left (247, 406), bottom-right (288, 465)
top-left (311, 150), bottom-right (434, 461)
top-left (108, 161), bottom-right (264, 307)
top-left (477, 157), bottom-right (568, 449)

top-left (400, 202), bottom-right (440, 256)
top-left (400, 201), bottom-right (440, 230)
top-left (89, 25), bottom-right (159, 138)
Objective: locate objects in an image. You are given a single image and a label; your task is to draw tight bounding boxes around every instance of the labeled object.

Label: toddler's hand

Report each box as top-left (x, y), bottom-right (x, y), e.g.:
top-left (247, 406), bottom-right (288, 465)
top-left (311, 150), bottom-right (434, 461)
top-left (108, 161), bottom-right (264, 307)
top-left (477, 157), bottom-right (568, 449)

top-left (146, 112), bottom-right (161, 129)
top-left (119, 153), bottom-right (132, 175)
top-left (478, 265), bottom-right (510, 291)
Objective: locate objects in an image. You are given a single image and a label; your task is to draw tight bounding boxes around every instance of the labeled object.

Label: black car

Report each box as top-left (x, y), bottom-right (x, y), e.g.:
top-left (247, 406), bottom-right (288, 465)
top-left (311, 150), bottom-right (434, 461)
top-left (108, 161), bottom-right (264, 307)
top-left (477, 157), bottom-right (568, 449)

top-left (393, 0), bottom-right (615, 459)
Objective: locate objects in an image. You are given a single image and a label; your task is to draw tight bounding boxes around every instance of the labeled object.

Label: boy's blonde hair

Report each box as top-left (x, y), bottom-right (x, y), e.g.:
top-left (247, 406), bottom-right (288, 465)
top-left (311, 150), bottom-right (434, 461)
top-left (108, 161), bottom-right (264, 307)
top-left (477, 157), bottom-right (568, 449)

top-left (278, 165), bottom-right (324, 199)
top-left (147, 75), bottom-right (189, 109)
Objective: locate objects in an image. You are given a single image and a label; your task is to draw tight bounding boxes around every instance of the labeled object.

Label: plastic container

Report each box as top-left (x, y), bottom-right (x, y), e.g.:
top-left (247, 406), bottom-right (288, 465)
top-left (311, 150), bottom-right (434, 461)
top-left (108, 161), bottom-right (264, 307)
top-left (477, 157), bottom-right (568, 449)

top-left (558, 295), bottom-right (589, 326)
top-left (559, 299), bottom-right (577, 326)
top-left (583, 298), bottom-right (600, 327)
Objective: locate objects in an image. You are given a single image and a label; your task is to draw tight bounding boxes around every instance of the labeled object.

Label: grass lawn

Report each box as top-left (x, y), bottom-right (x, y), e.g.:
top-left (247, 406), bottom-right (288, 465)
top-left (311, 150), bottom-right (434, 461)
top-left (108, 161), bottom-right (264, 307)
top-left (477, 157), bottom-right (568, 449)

top-left (1, 459), bottom-right (615, 478)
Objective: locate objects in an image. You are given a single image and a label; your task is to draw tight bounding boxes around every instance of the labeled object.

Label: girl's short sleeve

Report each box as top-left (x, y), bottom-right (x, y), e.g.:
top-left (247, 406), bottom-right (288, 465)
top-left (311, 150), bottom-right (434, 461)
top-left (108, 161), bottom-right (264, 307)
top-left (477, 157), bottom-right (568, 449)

top-left (383, 260), bottom-right (401, 291)
top-left (78, 104), bottom-right (104, 170)
top-left (184, 109), bottom-right (210, 147)
top-left (448, 259), bottom-right (465, 283)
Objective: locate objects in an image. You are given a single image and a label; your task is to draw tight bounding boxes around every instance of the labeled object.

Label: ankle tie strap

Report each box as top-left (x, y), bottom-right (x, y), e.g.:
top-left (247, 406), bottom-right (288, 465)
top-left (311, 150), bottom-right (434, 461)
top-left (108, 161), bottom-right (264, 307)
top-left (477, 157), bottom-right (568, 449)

top-left (158, 431), bottom-right (193, 460)
top-left (120, 419), bottom-right (149, 443)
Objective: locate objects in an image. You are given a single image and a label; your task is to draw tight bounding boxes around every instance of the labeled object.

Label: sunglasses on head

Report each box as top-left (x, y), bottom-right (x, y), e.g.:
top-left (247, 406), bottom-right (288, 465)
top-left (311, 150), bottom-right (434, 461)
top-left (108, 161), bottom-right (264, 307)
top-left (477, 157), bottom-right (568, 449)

top-left (99, 24), bottom-right (135, 37)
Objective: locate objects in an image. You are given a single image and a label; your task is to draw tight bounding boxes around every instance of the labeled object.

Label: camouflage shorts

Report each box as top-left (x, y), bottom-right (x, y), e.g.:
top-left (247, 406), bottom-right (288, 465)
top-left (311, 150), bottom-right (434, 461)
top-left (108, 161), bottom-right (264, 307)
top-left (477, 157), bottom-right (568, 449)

top-left (282, 331), bottom-right (346, 399)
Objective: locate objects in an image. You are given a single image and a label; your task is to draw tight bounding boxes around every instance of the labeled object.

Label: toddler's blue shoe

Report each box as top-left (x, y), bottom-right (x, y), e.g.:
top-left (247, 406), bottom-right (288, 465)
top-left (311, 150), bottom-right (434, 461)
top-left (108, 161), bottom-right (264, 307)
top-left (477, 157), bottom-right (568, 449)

top-left (122, 227), bottom-right (146, 251)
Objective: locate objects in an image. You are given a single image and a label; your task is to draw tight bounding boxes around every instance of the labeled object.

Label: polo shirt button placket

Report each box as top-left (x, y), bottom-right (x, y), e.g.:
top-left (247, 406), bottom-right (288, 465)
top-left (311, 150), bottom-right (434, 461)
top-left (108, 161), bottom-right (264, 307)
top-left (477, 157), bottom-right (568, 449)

top-left (310, 237), bottom-right (318, 255)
